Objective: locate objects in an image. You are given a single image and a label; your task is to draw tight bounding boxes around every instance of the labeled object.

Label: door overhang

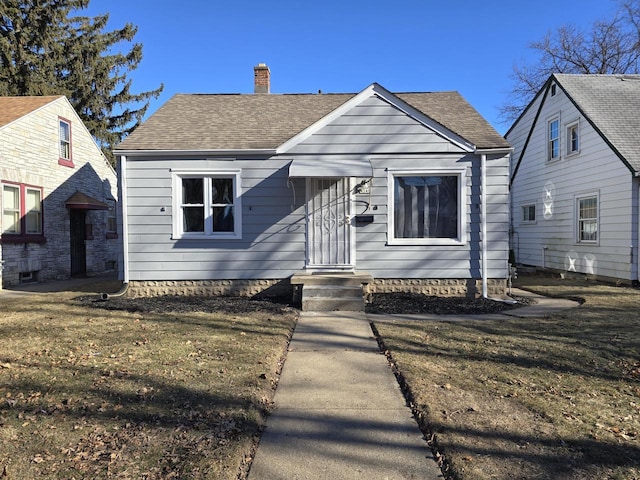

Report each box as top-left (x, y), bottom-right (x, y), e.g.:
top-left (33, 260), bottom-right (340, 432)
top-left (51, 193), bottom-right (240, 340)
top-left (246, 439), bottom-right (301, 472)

top-left (288, 157), bottom-right (373, 178)
top-left (65, 191), bottom-right (109, 210)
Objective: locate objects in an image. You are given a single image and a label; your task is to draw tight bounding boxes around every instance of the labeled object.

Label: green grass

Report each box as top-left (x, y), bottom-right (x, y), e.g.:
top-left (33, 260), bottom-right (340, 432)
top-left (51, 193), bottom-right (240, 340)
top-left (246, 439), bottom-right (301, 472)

top-left (373, 275), bottom-right (640, 480)
top-left (0, 289), bottom-right (297, 479)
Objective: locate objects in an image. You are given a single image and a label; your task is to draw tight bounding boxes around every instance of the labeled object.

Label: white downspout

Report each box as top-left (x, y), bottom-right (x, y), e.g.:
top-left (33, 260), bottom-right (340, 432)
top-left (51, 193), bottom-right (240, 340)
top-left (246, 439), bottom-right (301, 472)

top-left (481, 153), bottom-right (488, 298)
top-left (120, 154), bottom-right (130, 284)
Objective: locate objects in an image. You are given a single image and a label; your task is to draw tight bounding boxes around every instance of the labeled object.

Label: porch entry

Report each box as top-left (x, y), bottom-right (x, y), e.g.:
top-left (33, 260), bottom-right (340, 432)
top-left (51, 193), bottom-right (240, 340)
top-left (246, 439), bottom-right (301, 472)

top-left (70, 210), bottom-right (87, 276)
top-left (306, 177), bottom-right (354, 271)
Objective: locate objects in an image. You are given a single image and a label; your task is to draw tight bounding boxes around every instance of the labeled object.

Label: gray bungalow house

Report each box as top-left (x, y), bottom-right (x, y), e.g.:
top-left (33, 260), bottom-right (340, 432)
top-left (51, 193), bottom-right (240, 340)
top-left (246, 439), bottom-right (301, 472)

top-left (508, 74), bottom-right (640, 283)
top-left (115, 65), bottom-right (511, 308)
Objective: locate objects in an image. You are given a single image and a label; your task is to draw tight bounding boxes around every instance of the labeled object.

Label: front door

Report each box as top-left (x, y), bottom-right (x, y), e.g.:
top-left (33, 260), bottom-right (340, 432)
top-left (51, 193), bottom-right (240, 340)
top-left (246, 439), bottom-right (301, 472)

top-left (306, 178), bottom-right (354, 271)
top-left (70, 210), bottom-right (87, 276)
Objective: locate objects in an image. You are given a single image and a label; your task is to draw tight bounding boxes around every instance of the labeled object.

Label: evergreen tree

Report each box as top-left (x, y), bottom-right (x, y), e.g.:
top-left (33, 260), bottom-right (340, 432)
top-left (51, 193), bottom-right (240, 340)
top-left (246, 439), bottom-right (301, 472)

top-left (0, 0), bottom-right (162, 161)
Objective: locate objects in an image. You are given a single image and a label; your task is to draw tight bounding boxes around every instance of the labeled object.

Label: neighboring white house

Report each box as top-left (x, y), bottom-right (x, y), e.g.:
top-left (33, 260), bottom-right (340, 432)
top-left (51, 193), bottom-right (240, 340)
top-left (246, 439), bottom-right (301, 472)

top-left (0, 95), bottom-right (120, 287)
top-left (507, 74), bottom-right (640, 283)
top-left (114, 65), bottom-right (512, 303)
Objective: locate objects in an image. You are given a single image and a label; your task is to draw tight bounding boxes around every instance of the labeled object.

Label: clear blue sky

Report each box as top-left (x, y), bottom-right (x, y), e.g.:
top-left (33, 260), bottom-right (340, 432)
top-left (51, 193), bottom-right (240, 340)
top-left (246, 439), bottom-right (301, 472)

top-left (85, 0), bottom-right (619, 134)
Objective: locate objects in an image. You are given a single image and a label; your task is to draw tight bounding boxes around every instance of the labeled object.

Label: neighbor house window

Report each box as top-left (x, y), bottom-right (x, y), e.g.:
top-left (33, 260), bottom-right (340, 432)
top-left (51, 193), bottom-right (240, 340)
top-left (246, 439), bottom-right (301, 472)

top-left (522, 204), bottom-right (536, 223)
top-left (106, 200), bottom-right (117, 238)
top-left (58, 117), bottom-right (73, 167)
top-left (172, 170), bottom-right (242, 239)
top-left (548, 117), bottom-right (560, 160)
top-left (1, 182), bottom-right (44, 242)
top-left (388, 170), bottom-right (464, 245)
top-left (577, 194), bottom-right (598, 243)
top-left (567, 121), bottom-right (579, 155)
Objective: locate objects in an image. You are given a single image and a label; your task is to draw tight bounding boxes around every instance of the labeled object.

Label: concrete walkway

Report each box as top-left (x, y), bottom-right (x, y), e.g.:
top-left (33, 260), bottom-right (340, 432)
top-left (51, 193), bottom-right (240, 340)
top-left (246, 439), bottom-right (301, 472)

top-left (248, 289), bottom-right (580, 479)
top-left (248, 311), bottom-right (443, 480)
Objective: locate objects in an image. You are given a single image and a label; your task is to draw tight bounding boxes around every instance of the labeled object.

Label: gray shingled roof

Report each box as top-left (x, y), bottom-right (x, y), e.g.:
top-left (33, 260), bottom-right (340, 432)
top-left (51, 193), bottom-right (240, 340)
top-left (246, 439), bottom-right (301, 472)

top-left (116, 89), bottom-right (508, 152)
top-left (554, 74), bottom-right (640, 172)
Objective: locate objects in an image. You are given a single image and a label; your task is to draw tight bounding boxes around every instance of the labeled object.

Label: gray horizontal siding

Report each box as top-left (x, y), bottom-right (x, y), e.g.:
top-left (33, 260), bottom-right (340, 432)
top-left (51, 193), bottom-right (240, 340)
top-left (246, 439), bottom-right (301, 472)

top-left (287, 96), bottom-right (466, 155)
top-left (124, 96), bottom-right (510, 283)
top-left (125, 156), bottom-right (306, 280)
top-left (354, 152), bottom-right (510, 279)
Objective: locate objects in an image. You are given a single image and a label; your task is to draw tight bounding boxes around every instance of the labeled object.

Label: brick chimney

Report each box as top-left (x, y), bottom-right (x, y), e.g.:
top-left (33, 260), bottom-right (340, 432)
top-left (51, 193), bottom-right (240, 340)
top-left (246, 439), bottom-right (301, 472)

top-left (254, 63), bottom-right (270, 94)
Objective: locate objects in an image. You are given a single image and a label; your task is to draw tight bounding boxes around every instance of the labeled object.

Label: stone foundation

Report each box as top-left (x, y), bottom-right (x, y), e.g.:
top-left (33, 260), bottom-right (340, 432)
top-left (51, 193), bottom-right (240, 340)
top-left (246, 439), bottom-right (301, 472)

top-left (365, 278), bottom-right (508, 299)
top-left (127, 277), bottom-right (507, 299)
top-left (127, 279), bottom-right (292, 298)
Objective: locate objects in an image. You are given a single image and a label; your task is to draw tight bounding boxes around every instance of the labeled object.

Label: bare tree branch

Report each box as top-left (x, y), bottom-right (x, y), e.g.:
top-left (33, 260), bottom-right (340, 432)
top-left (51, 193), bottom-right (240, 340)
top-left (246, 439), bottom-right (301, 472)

top-left (499, 0), bottom-right (640, 125)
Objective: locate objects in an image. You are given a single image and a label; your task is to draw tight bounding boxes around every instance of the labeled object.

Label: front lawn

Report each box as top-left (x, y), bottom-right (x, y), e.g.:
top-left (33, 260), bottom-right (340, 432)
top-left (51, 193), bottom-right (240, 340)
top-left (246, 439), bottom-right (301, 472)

top-left (0, 287), bottom-right (297, 479)
top-left (373, 275), bottom-right (640, 479)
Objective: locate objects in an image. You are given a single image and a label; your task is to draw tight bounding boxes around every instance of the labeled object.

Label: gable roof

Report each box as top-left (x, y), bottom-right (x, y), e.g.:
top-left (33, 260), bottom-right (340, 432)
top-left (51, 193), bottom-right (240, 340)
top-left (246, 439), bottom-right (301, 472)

top-left (554, 74), bottom-right (640, 172)
top-left (0, 96), bottom-right (63, 128)
top-left (116, 84), bottom-right (508, 153)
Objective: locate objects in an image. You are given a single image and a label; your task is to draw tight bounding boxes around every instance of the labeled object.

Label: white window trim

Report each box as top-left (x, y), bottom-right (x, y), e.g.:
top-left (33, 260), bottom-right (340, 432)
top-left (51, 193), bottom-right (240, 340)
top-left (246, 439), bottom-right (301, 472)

top-left (566, 119), bottom-right (580, 156)
top-left (171, 169), bottom-right (242, 240)
top-left (547, 115), bottom-right (560, 162)
top-left (387, 168), bottom-right (466, 246)
top-left (575, 191), bottom-right (599, 245)
top-left (520, 203), bottom-right (537, 224)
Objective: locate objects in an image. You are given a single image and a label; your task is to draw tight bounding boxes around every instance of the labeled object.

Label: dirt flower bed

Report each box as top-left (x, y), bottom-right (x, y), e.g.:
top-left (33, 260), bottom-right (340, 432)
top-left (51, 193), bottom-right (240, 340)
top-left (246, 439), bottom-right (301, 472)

top-left (366, 292), bottom-right (533, 315)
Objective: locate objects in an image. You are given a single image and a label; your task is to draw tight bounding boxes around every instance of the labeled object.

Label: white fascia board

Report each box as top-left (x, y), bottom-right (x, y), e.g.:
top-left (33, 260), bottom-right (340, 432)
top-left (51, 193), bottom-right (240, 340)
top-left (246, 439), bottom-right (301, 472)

top-left (113, 148), bottom-right (276, 157)
top-left (474, 147), bottom-right (513, 155)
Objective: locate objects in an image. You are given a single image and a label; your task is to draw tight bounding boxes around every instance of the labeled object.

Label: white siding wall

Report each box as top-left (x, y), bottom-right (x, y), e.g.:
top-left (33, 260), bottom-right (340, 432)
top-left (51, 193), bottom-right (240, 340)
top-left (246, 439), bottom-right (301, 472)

top-left (509, 86), bottom-right (636, 280)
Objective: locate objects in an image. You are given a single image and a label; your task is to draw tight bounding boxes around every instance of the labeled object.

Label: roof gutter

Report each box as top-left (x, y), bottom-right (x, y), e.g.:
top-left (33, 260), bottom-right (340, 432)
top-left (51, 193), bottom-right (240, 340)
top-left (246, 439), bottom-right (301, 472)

top-left (113, 148), bottom-right (277, 157)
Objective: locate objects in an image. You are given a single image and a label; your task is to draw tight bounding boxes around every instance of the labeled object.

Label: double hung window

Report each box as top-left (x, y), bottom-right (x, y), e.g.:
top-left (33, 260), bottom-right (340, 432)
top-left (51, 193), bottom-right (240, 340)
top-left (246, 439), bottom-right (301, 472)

top-left (577, 194), bottom-right (598, 243)
top-left (58, 117), bottom-right (73, 167)
top-left (548, 117), bottom-right (560, 160)
top-left (106, 200), bottom-right (118, 238)
top-left (567, 121), bottom-right (580, 155)
top-left (388, 170), bottom-right (464, 245)
top-left (2, 183), bottom-right (43, 241)
top-left (172, 171), bottom-right (242, 239)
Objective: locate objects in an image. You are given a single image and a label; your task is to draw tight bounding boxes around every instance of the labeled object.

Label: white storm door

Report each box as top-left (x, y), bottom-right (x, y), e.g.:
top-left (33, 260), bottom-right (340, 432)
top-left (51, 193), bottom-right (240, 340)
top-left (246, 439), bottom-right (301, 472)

top-left (307, 178), bottom-right (354, 270)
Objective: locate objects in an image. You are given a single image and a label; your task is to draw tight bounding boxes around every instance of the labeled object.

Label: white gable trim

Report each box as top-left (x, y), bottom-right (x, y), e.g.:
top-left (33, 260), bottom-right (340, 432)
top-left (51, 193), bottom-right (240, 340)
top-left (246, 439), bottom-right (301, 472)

top-left (276, 83), bottom-right (476, 154)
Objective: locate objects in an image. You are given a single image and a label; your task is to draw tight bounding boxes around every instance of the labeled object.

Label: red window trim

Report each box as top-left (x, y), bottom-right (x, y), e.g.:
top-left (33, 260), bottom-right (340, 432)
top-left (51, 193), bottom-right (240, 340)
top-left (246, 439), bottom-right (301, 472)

top-left (58, 116), bottom-right (74, 168)
top-left (1, 181), bottom-right (46, 244)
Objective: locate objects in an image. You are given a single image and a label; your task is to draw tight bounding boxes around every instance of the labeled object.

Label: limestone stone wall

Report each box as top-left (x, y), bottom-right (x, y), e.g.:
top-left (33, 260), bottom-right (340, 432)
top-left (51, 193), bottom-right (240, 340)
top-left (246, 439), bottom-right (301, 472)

top-left (364, 278), bottom-right (508, 298)
top-left (127, 277), bottom-right (507, 299)
top-left (127, 279), bottom-right (291, 298)
top-left (0, 97), bottom-right (120, 287)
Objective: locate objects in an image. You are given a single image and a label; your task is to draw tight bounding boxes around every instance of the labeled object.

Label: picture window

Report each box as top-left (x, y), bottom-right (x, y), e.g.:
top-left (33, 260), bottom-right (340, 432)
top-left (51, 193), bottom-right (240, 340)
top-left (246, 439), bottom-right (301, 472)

top-left (388, 169), bottom-right (464, 245)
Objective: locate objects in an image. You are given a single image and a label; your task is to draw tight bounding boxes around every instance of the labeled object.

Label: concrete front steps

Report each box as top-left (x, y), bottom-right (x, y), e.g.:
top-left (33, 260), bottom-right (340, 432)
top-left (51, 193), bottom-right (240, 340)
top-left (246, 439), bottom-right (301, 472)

top-left (290, 272), bottom-right (374, 312)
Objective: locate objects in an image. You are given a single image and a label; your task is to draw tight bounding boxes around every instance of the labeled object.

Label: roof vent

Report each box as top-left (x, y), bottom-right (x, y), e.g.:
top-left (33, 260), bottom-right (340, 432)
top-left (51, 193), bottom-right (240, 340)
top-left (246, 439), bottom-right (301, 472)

top-left (254, 63), bottom-right (270, 94)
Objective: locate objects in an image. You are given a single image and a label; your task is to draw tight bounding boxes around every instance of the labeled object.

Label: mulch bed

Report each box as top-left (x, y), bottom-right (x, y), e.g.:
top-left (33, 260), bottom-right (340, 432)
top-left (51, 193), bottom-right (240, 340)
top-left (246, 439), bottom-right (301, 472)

top-left (81, 292), bottom-right (532, 316)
